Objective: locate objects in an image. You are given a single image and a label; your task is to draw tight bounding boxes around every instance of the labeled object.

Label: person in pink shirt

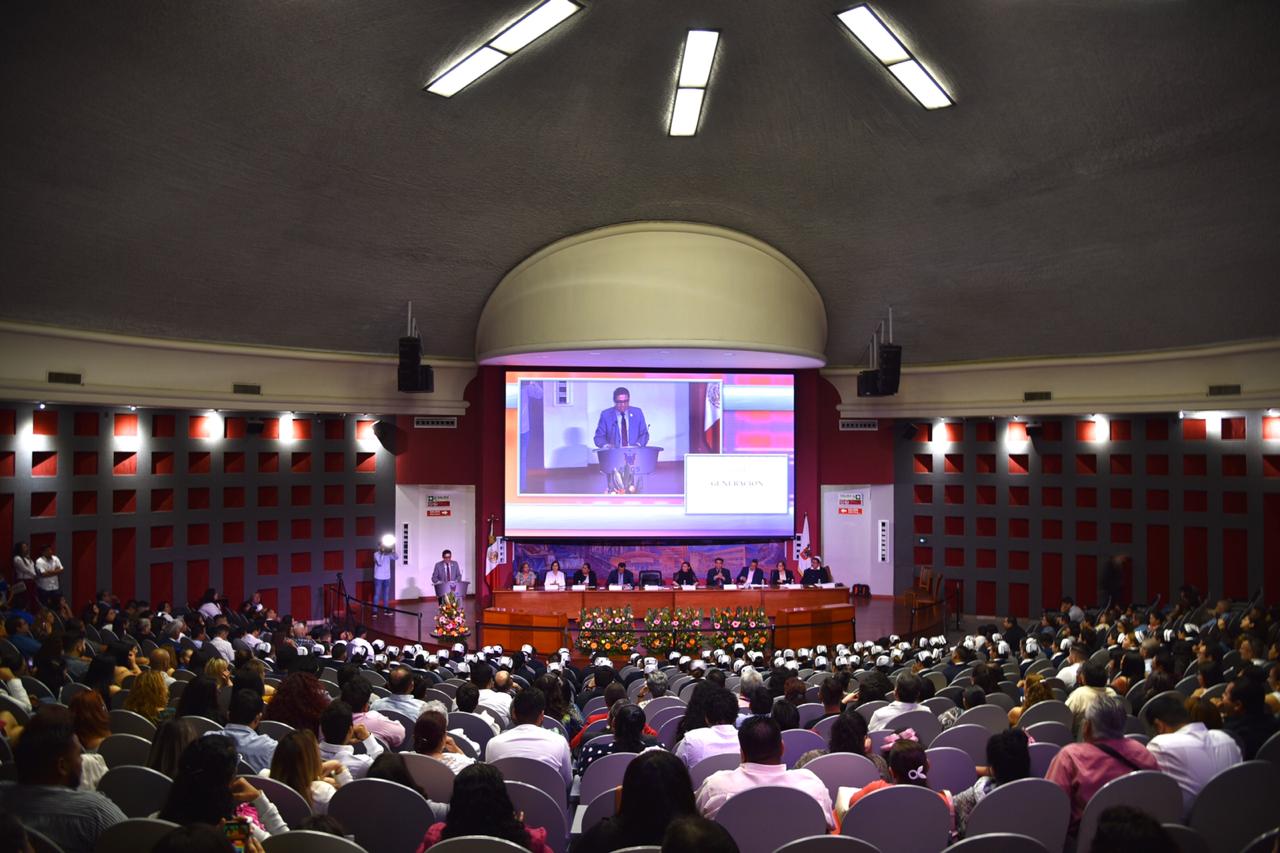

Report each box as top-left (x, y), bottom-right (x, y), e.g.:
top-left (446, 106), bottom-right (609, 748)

top-left (695, 716), bottom-right (835, 828)
top-left (1045, 694), bottom-right (1160, 833)
top-left (341, 675), bottom-right (405, 749)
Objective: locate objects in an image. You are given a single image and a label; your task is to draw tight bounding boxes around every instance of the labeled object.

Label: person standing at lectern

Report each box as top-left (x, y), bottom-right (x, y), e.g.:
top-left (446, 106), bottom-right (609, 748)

top-left (770, 560), bottom-right (798, 586)
top-left (673, 561), bottom-right (698, 587)
top-left (432, 549), bottom-right (461, 588)
top-left (802, 556), bottom-right (832, 585)
top-left (543, 561), bottom-right (567, 591)
top-left (573, 562), bottom-right (599, 588)
top-left (373, 540), bottom-right (396, 614)
top-left (607, 562), bottom-right (636, 588)
top-left (594, 387), bottom-right (649, 449)
top-left (706, 558), bottom-right (732, 588)
top-left (737, 559), bottom-right (766, 587)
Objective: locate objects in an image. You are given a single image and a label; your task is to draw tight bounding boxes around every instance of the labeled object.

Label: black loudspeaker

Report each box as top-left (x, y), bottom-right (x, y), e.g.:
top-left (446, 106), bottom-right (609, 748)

top-left (371, 419), bottom-right (407, 455)
top-left (397, 337), bottom-right (435, 393)
top-left (1025, 423), bottom-right (1043, 441)
top-left (900, 423), bottom-right (918, 441)
top-left (857, 369), bottom-right (881, 397)
top-left (876, 343), bottom-right (902, 395)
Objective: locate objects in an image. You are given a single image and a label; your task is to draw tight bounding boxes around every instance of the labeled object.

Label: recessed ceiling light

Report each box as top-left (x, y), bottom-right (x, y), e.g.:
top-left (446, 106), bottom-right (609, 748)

top-left (669, 87), bottom-right (706, 136)
top-left (836, 6), bottom-right (909, 65)
top-left (887, 59), bottom-right (952, 109)
top-left (668, 30), bottom-right (719, 137)
top-left (425, 0), bottom-right (582, 97)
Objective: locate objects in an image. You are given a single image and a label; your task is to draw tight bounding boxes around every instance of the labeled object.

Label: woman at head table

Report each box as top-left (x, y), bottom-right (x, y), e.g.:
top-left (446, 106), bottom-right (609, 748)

top-left (543, 560), bottom-right (567, 591)
top-left (672, 561), bottom-right (698, 587)
top-left (514, 562), bottom-right (538, 588)
top-left (572, 562), bottom-right (599, 588)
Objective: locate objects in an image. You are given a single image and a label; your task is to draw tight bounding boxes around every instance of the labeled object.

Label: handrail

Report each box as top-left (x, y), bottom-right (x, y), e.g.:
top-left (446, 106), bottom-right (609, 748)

top-left (342, 592), bottom-right (423, 643)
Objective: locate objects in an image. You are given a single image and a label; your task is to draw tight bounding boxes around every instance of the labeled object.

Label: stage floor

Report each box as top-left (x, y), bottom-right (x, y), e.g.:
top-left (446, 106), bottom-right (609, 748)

top-left (363, 594), bottom-right (923, 652)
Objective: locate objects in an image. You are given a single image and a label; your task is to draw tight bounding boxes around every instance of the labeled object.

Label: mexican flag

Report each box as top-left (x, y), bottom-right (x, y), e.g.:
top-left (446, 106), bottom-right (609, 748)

top-left (704, 382), bottom-right (721, 452)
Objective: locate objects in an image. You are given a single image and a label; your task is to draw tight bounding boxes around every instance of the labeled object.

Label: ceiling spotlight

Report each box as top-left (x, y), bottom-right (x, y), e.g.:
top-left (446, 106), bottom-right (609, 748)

top-left (836, 5), bottom-right (952, 110)
top-left (128, 405), bottom-right (137, 412)
top-left (425, 0), bottom-right (582, 97)
top-left (36, 402), bottom-right (46, 410)
top-left (669, 30), bottom-right (720, 136)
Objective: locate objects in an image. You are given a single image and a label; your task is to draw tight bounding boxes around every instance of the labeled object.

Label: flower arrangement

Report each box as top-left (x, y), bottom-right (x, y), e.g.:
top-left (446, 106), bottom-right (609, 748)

top-left (644, 607), bottom-right (704, 656)
top-left (710, 606), bottom-right (769, 649)
top-left (433, 592), bottom-right (469, 638)
top-left (576, 606), bottom-right (638, 656)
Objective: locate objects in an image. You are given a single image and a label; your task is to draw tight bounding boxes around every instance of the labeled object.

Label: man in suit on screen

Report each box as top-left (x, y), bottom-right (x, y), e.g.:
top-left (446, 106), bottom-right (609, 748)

top-left (593, 386), bottom-right (649, 448)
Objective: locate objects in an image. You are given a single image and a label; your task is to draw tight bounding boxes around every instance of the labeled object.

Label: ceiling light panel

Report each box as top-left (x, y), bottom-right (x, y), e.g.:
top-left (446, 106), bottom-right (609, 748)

top-left (425, 0), bottom-right (582, 97)
top-left (668, 30), bottom-right (719, 137)
top-left (836, 4), bottom-right (952, 110)
top-left (669, 87), bottom-right (706, 137)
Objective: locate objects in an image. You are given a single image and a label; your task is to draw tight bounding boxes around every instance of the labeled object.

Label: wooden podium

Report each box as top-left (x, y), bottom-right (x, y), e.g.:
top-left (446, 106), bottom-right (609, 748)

top-left (481, 608), bottom-right (569, 651)
top-left (773, 602), bottom-right (856, 649)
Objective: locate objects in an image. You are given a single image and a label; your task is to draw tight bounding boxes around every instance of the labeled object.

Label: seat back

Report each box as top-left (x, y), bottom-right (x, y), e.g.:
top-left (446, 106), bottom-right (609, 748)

top-left (929, 724), bottom-right (990, 765)
top-left (717, 785), bottom-right (828, 853)
top-left (796, 703), bottom-right (826, 728)
top-left (812, 714), bottom-right (840, 742)
top-left (248, 774), bottom-right (314, 829)
top-left (505, 780), bottom-right (569, 853)
top-left (429, 837), bottom-right (530, 852)
top-left (922, 696), bottom-right (955, 716)
top-left (583, 696), bottom-right (607, 717)
top-left (578, 786), bottom-right (619, 834)
top-left (579, 751), bottom-right (635, 805)
top-left (854, 701), bottom-right (886, 723)
top-left (955, 705), bottom-right (1010, 735)
top-left (882, 709), bottom-right (942, 746)
top-left (401, 752), bottom-right (457, 803)
top-left (1255, 730), bottom-right (1280, 765)
top-left (945, 833), bottom-right (1048, 853)
top-left (643, 696), bottom-right (684, 715)
top-left (490, 756), bottom-right (567, 812)
top-left (98, 766), bottom-right (173, 817)
top-left (647, 705), bottom-right (684, 730)
top-left (181, 715), bottom-right (224, 735)
top-left (1022, 721), bottom-right (1072, 747)
top-left (261, 830), bottom-right (370, 853)
top-left (1015, 700), bottom-right (1072, 730)
top-left (923, 746), bottom-right (977, 793)
top-left (841, 783), bottom-right (950, 853)
top-left (656, 714), bottom-right (685, 749)
top-left (328, 777), bottom-right (439, 853)
top-left (1162, 823), bottom-right (1211, 853)
top-left (983, 693), bottom-right (1015, 712)
top-left (107, 709), bottom-right (157, 739)
top-left (1077, 771), bottom-right (1182, 853)
top-left (541, 716), bottom-right (568, 739)
top-left (965, 778), bottom-right (1069, 853)
top-left (446, 712), bottom-right (494, 756)
top-left (1027, 742), bottom-right (1060, 777)
top-left (93, 818), bottom-right (180, 853)
top-left (97, 733), bottom-right (153, 769)
top-left (782, 728), bottom-right (828, 768)
top-left (802, 752), bottom-right (882, 801)
top-left (422, 688), bottom-right (454, 710)
top-left (775, 835), bottom-right (882, 853)
top-left (258, 720), bottom-right (297, 741)
top-left (689, 751), bottom-right (741, 789)
top-left (1187, 760), bottom-right (1280, 853)
top-left (376, 709), bottom-right (417, 750)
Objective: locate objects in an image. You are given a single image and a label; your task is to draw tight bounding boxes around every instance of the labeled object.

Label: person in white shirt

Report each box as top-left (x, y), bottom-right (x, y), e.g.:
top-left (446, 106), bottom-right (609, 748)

top-left (676, 688), bottom-right (742, 769)
top-left (33, 545), bottom-right (65, 604)
top-left (543, 560), bottom-right (567, 592)
top-left (11, 543), bottom-right (36, 591)
top-left (369, 665), bottom-right (426, 720)
top-left (867, 672), bottom-right (926, 731)
top-left (318, 700), bottom-right (385, 779)
top-left (1054, 642), bottom-right (1089, 691)
top-left (209, 625), bottom-right (235, 663)
top-left (696, 715), bottom-right (835, 827)
top-left (484, 687), bottom-right (572, 790)
top-left (1143, 692), bottom-right (1242, 814)
top-left (471, 661), bottom-right (513, 726)
top-left (196, 589), bottom-right (222, 621)
top-left (1065, 663), bottom-right (1118, 739)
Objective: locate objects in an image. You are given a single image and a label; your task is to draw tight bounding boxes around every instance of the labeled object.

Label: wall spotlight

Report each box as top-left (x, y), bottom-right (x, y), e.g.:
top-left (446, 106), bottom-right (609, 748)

top-left (381, 534), bottom-right (397, 548)
top-left (36, 402), bottom-right (46, 410)
top-left (128, 405), bottom-right (137, 412)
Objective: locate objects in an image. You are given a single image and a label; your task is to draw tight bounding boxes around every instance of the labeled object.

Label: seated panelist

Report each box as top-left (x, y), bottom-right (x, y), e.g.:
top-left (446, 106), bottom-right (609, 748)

top-left (706, 558), bottom-right (732, 589)
top-left (770, 560), bottom-right (798, 586)
top-left (801, 556), bottom-right (833, 585)
top-left (513, 562), bottom-right (538, 588)
top-left (606, 561), bottom-right (636, 588)
top-left (673, 561), bottom-right (698, 587)
top-left (543, 560), bottom-right (567, 591)
top-left (572, 562), bottom-right (599, 588)
top-left (737, 559), bottom-right (766, 587)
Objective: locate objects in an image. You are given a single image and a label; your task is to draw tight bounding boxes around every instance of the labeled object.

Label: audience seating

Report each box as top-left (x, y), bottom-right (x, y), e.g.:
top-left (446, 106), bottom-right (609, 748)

top-left (21, 676), bottom-right (55, 702)
top-left (841, 783), bottom-right (951, 853)
top-left (946, 833), bottom-right (1048, 853)
top-left (447, 712), bottom-right (495, 757)
top-left (921, 696), bottom-right (954, 716)
top-left (24, 825), bottom-right (64, 853)
top-left (1076, 771), bottom-right (1182, 852)
top-left (1162, 823), bottom-right (1211, 853)
top-left (881, 709), bottom-right (942, 746)
top-left (428, 837), bottom-right (528, 852)
top-left (401, 752), bottom-right (457, 803)
top-left (491, 756), bottom-right (569, 812)
top-left (717, 785), bottom-right (829, 853)
top-left (262, 830), bottom-right (369, 853)
top-left (1015, 701), bottom-right (1072, 730)
top-left (573, 786), bottom-right (619, 836)
top-left (854, 701), bottom-right (886, 723)
top-left (1187, 760), bottom-right (1280, 853)
top-left (541, 716), bottom-right (569, 739)
top-left (94, 818), bottom-right (179, 853)
top-left (776, 836), bottom-right (881, 853)
top-left (656, 715), bottom-right (685, 749)
top-left (98, 766), bottom-right (172, 818)
top-left (643, 696), bottom-right (684, 715)
top-left (689, 751), bottom-right (743, 789)
top-left (107, 709), bottom-right (156, 740)
top-left (867, 730), bottom-right (894, 754)
top-left (796, 703), bottom-right (825, 728)
top-left (249, 775), bottom-right (313, 829)
top-left (97, 733), bottom-right (153, 769)
top-left (1241, 828), bottom-right (1280, 853)
top-left (328, 778), bottom-right (439, 853)
top-left (802, 752), bottom-right (882, 801)
top-left (983, 693), bottom-right (1015, 712)
top-left (0, 694), bottom-right (30, 726)
top-left (811, 714), bottom-right (840, 741)
top-left (929, 724), bottom-right (990, 765)
top-left (923, 746), bottom-right (977, 793)
top-left (578, 751), bottom-right (635, 806)
top-left (954, 705), bottom-right (1010, 735)
top-left (1256, 730), bottom-right (1280, 764)
top-left (1022, 721), bottom-right (1072, 748)
top-left (505, 780), bottom-right (569, 853)
top-left (59, 683), bottom-right (90, 704)
top-left (647, 705), bottom-right (685, 730)
top-left (181, 714), bottom-right (224, 735)
top-left (583, 696), bottom-right (607, 717)
top-left (422, 688), bottom-right (454, 710)
top-left (781, 728), bottom-right (827, 768)
top-left (258, 720), bottom-right (296, 741)
top-left (964, 778), bottom-right (1070, 852)
top-left (1026, 742), bottom-right (1060, 777)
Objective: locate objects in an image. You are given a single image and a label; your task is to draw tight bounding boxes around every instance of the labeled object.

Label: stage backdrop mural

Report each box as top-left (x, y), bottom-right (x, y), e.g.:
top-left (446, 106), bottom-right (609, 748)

top-left (510, 540), bottom-right (791, 582)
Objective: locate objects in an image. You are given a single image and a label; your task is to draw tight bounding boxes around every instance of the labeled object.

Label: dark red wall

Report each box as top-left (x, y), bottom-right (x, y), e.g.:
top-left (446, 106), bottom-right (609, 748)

top-left (395, 377), bottom-right (482, 486)
top-left (816, 376), bottom-right (896, 485)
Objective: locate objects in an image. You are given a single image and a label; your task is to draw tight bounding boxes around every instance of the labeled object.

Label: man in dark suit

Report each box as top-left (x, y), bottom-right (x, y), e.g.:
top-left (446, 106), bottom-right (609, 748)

top-left (572, 562), bottom-right (599, 588)
top-left (706, 558), bottom-right (732, 588)
top-left (593, 386), bottom-right (649, 449)
top-left (606, 561), bottom-right (636, 588)
top-left (802, 556), bottom-right (832, 585)
top-left (737, 559), bottom-right (766, 586)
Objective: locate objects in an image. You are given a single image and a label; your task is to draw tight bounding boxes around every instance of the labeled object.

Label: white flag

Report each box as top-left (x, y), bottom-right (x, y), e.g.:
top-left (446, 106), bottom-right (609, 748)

top-left (794, 513), bottom-right (811, 562)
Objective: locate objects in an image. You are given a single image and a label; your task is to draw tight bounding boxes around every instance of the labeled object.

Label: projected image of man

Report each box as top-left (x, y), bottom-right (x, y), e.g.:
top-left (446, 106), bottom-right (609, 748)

top-left (594, 387), bottom-right (648, 449)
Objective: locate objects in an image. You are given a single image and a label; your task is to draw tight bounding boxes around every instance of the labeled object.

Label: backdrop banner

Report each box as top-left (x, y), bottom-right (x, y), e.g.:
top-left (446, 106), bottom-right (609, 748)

top-left (509, 540), bottom-right (791, 579)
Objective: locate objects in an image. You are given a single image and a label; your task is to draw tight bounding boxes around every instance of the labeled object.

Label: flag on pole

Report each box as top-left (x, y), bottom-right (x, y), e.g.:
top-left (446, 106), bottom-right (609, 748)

top-left (794, 513), bottom-right (811, 562)
top-left (704, 382), bottom-right (722, 452)
top-left (485, 518), bottom-right (505, 585)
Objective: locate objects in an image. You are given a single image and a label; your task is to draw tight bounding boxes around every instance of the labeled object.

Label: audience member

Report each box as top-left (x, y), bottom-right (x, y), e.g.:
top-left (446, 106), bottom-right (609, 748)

top-left (175, 675), bottom-right (227, 725)
top-left (318, 700), bottom-right (384, 778)
top-left (147, 718), bottom-right (200, 778)
top-left (1087, 805), bottom-right (1176, 853)
top-left (485, 687), bottom-right (573, 789)
top-left (418, 763), bottom-right (552, 852)
top-left (263, 671), bottom-right (329, 734)
top-left (867, 672), bottom-right (925, 730)
top-left (578, 702), bottom-right (659, 775)
top-left (771, 698), bottom-right (800, 731)
top-left (452, 681), bottom-right (501, 735)
top-left (1066, 662), bottom-right (1119, 738)
top-left (267, 729), bottom-right (350, 814)
top-left (675, 687), bottom-right (741, 768)
top-left (577, 751), bottom-right (698, 853)
top-left (366, 752), bottom-right (438, 807)
top-left (66, 690), bottom-right (110, 791)
top-left (369, 665), bottom-right (426, 721)
top-left (662, 816), bottom-right (740, 853)
top-left (954, 728), bottom-right (1031, 835)
top-left (839, 738), bottom-right (953, 826)
top-left (152, 823), bottom-right (245, 853)
top-left (341, 675), bottom-right (405, 748)
top-left (414, 709), bottom-right (475, 775)
top-left (472, 661), bottom-right (513, 726)
top-left (1008, 672), bottom-right (1053, 727)
top-left (1142, 691), bottom-right (1240, 814)
top-left (159, 735), bottom-right (288, 841)
top-left (221, 689), bottom-right (278, 773)
top-left (123, 670), bottom-right (171, 724)
top-left (939, 687), bottom-right (986, 730)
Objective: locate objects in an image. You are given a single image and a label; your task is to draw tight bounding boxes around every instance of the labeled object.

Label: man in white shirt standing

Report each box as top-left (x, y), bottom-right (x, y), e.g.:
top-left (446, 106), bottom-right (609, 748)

top-left (697, 716), bottom-right (834, 827)
top-left (676, 688), bottom-right (742, 769)
top-left (484, 687), bottom-right (573, 790)
top-left (33, 545), bottom-right (65, 607)
top-left (867, 672), bottom-right (926, 731)
top-left (372, 541), bottom-right (395, 615)
top-left (1143, 692), bottom-right (1242, 814)
top-left (318, 700), bottom-right (385, 779)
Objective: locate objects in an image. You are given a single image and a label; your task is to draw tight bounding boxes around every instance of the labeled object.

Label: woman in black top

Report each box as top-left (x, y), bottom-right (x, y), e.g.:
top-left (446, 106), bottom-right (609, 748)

top-left (572, 562), bottom-right (599, 588)
top-left (574, 750), bottom-right (697, 853)
top-left (577, 703), bottom-right (659, 775)
top-left (672, 561), bottom-right (697, 587)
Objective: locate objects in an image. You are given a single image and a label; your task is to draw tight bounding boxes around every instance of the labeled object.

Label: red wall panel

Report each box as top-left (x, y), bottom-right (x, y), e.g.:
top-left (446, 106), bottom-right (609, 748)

top-left (1145, 524), bottom-right (1169, 602)
top-left (396, 377), bottom-right (482, 486)
top-left (291, 585), bottom-right (312, 620)
top-left (188, 559), bottom-right (210, 603)
top-left (1009, 582), bottom-right (1029, 618)
top-left (1041, 553), bottom-right (1063, 611)
top-left (1223, 529), bottom-right (1248, 599)
top-left (1265, 494), bottom-right (1280, 603)
top-left (111, 527), bottom-right (136, 601)
top-left (1076, 554), bottom-right (1098, 606)
top-left (223, 557), bottom-right (244, 608)
top-left (1183, 527), bottom-right (1208, 594)
top-left (976, 580), bottom-right (996, 615)
top-left (0, 494), bottom-right (11, 577)
top-left (151, 562), bottom-right (173, 608)
top-left (71, 530), bottom-right (96, 611)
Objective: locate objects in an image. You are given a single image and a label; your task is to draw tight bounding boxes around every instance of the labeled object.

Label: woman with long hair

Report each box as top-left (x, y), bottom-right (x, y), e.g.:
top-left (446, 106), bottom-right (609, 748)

top-left (124, 670), bottom-right (171, 724)
top-left (575, 750), bottom-right (697, 853)
top-left (267, 729), bottom-right (350, 814)
top-left (83, 653), bottom-right (121, 705)
top-left (158, 735), bottom-right (289, 840)
top-left (418, 763), bottom-right (552, 852)
top-left (953, 728), bottom-right (1031, 836)
top-left (413, 709), bottom-right (474, 775)
top-left (204, 656), bottom-right (233, 688)
top-left (68, 689), bottom-right (111, 790)
top-left (147, 718), bottom-right (200, 778)
top-left (263, 671), bottom-right (329, 734)
top-left (577, 703), bottom-right (657, 775)
top-left (32, 634), bottom-right (68, 695)
top-left (175, 675), bottom-right (226, 724)
top-left (796, 707), bottom-right (892, 782)
top-left (1007, 672), bottom-right (1053, 727)
top-left (535, 672), bottom-right (582, 739)
top-left (110, 641), bottom-right (143, 685)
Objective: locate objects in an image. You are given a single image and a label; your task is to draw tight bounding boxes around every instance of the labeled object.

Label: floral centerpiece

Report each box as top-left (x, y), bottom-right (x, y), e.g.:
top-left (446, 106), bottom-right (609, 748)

top-left (576, 606), bottom-right (638, 656)
top-left (432, 592), bottom-right (469, 638)
top-left (644, 607), bottom-right (704, 657)
top-left (710, 606), bottom-right (769, 650)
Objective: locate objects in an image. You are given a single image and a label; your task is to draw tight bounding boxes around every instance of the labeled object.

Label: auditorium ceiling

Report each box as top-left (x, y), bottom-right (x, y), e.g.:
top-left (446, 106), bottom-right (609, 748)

top-left (2, 0), bottom-right (1278, 367)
